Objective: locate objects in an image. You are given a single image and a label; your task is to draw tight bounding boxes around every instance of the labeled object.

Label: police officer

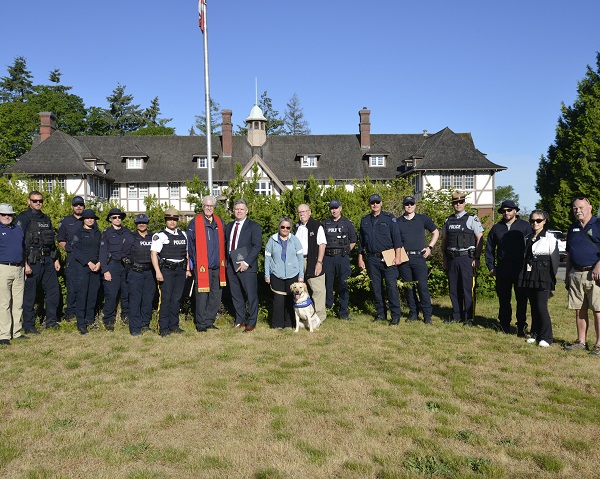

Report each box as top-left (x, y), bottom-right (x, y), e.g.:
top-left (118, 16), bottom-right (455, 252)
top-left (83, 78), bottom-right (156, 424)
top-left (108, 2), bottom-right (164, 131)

top-left (16, 191), bottom-right (61, 333)
top-left (99, 208), bottom-right (132, 331)
top-left (151, 208), bottom-right (191, 336)
top-left (441, 191), bottom-right (484, 326)
top-left (125, 214), bottom-right (156, 336)
top-left (0, 203), bottom-right (26, 345)
top-left (322, 199), bottom-right (357, 320)
top-left (485, 199), bottom-right (532, 336)
top-left (396, 196), bottom-right (439, 325)
top-left (57, 195), bottom-right (86, 321)
top-left (358, 194), bottom-right (404, 325)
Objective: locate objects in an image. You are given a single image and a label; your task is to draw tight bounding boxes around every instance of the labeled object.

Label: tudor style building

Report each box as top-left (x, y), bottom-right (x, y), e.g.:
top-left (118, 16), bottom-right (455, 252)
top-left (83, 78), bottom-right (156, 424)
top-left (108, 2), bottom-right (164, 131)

top-left (7, 108), bottom-right (505, 218)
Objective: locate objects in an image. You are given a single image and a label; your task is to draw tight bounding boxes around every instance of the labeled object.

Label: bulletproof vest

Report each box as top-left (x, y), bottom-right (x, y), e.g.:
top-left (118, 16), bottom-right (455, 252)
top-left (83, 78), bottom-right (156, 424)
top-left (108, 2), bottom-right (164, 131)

top-left (130, 232), bottom-right (153, 264)
top-left (160, 230), bottom-right (187, 261)
top-left (445, 213), bottom-right (476, 249)
top-left (323, 218), bottom-right (350, 249)
top-left (24, 211), bottom-right (55, 250)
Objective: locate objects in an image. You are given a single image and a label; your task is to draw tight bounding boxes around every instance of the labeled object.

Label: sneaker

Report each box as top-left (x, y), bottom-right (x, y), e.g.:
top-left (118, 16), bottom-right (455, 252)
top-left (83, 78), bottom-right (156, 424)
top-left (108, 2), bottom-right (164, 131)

top-left (0, 339), bottom-right (10, 346)
top-left (538, 340), bottom-right (550, 347)
top-left (526, 337), bottom-right (536, 344)
top-left (564, 340), bottom-right (588, 351)
top-left (590, 344), bottom-right (600, 356)
top-left (24, 327), bottom-right (40, 335)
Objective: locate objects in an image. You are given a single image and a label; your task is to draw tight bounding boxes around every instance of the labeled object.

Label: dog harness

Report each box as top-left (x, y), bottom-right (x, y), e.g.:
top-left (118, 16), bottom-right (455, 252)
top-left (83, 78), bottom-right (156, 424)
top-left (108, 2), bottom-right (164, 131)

top-left (293, 297), bottom-right (314, 309)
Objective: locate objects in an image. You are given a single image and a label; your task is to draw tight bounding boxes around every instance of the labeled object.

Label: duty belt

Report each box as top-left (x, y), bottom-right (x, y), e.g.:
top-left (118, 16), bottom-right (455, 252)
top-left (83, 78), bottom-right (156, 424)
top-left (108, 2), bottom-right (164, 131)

top-left (325, 248), bottom-right (346, 256)
top-left (366, 252), bottom-right (382, 258)
top-left (162, 261), bottom-right (184, 270)
top-left (131, 262), bottom-right (152, 272)
top-left (447, 250), bottom-right (472, 258)
top-left (406, 250), bottom-right (423, 255)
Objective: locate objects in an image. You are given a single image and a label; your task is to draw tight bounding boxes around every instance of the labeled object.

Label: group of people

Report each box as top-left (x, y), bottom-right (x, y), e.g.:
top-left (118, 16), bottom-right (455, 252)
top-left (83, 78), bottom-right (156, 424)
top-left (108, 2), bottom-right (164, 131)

top-left (1, 190), bottom-right (599, 355)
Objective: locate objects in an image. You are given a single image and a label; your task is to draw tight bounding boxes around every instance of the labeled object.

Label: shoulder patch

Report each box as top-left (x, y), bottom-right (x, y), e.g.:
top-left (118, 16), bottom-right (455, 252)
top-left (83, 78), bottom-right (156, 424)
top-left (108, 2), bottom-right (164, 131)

top-left (473, 216), bottom-right (481, 223)
top-left (152, 234), bottom-right (160, 241)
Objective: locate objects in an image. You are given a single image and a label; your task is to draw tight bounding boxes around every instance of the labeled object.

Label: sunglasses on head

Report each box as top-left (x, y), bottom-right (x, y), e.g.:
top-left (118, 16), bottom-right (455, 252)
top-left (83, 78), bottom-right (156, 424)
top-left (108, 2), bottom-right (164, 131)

top-left (280, 226), bottom-right (291, 230)
top-left (452, 199), bottom-right (465, 205)
top-left (529, 218), bottom-right (545, 224)
top-left (30, 199), bottom-right (43, 204)
top-left (404, 202), bottom-right (415, 207)
top-left (370, 200), bottom-right (381, 205)
top-left (501, 208), bottom-right (514, 213)
top-left (573, 196), bottom-right (590, 204)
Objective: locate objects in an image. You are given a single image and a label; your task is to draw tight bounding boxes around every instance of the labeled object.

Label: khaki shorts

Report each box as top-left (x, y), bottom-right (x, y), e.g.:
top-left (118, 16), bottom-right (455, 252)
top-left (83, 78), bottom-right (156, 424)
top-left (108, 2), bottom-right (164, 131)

top-left (568, 270), bottom-right (600, 311)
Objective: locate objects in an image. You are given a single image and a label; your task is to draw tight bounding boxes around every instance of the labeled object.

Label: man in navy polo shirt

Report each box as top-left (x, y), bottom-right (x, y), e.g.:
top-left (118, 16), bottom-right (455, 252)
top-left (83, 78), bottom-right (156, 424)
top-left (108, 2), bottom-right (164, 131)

top-left (564, 196), bottom-right (600, 355)
top-left (396, 196), bottom-right (439, 324)
top-left (58, 195), bottom-right (86, 321)
top-left (0, 203), bottom-right (26, 345)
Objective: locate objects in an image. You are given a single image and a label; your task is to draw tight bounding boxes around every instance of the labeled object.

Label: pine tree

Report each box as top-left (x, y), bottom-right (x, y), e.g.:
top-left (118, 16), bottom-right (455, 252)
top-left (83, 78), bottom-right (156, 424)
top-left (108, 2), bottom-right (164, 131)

top-left (0, 56), bottom-right (34, 103)
top-left (284, 93), bottom-right (311, 135)
top-left (536, 52), bottom-right (600, 230)
top-left (195, 97), bottom-right (222, 135)
top-left (259, 91), bottom-right (285, 136)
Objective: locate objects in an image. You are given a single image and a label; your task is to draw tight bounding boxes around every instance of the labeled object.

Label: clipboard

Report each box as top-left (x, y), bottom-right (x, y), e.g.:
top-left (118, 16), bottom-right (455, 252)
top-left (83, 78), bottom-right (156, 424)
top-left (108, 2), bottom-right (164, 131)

top-left (382, 247), bottom-right (409, 267)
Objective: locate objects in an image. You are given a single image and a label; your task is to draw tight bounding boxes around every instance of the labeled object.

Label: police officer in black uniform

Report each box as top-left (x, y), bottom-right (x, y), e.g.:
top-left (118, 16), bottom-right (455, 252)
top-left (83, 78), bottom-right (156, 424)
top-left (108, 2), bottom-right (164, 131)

top-left (15, 191), bottom-right (61, 333)
top-left (151, 208), bottom-right (191, 336)
top-left (396, 196), bottom-right (439, 324)
top-left (99, 208), bottom-right (132, 331)
top-left (125, 214), bottom-right (156, 336)
top-left (322, 199), bottom-right (357, 320)
top-left (441, 191), bottom-right (484, 325)
top-left (57, 195), bottom-right (86, 321)
top-left (358, 194), bottom-right (404, 324)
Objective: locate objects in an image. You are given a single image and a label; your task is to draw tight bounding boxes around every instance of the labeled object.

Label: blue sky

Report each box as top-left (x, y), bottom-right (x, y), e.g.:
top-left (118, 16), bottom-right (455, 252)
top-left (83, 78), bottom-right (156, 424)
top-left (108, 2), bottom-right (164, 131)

top-left (1, 0), bottom-right (599, 210)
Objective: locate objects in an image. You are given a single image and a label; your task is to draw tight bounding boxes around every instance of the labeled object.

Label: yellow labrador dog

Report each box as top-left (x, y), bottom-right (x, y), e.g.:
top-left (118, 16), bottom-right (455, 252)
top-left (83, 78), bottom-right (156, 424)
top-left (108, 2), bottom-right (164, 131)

top-left (290, 282), bottom-right (322, 332)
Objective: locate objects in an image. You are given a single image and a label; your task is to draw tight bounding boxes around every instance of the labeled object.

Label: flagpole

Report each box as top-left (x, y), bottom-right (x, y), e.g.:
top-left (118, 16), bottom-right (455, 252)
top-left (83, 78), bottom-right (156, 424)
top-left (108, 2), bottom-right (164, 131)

top-left (200, 0), bottom-right (213, 196)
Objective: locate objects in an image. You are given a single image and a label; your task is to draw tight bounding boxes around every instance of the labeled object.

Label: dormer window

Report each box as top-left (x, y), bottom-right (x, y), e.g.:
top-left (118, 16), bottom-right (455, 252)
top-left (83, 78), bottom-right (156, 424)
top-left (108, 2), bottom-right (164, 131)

top-left (127, 158), bottom-right (143, 169)
top-left (198, 157), bottom-right (207, 169)
top-left (369, 155), bottom-right (385, 167)
top-left (301, 155), bottom-right (318, 168)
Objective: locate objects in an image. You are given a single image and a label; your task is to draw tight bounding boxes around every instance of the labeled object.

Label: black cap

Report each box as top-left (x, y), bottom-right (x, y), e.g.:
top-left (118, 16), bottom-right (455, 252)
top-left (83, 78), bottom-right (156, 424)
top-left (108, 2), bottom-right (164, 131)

top-left (498, 200), bottom-right (520, 213)
top-left (329, 199), bottom-right (341, 209)
top-left (403, 196), bottom-right (416, 205)
top-left (368, 194), bottom-right (382, 203)
top-left (81, 209), bottom-right (99, 220)
top-left (72, 196), bottom-right (85, 206)
top-left (134, 213), bottom-right (149, 224)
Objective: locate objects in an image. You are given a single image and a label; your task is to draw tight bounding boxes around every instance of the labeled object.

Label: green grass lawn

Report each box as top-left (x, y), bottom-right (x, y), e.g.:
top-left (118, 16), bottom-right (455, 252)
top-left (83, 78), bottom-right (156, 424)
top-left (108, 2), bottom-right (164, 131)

top-left (1, 287), bottom-right (599, 478)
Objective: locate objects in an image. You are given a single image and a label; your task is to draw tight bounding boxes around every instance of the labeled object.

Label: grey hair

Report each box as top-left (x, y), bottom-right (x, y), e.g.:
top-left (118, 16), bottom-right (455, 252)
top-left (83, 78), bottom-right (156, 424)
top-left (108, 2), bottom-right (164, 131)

top-left (234, 199), bottom-right (248, 209)
top-left (529, 209), bottom-right (549, 222)
top-left (278, 216), bottom-right (293, 228)
top-left (201, 195), bottom-right (216, 206)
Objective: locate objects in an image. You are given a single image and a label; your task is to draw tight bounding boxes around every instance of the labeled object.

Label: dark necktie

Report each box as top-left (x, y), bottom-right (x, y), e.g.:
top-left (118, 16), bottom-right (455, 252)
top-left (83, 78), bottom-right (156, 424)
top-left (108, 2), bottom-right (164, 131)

top-left (230, 222), bottom-right (239, 253)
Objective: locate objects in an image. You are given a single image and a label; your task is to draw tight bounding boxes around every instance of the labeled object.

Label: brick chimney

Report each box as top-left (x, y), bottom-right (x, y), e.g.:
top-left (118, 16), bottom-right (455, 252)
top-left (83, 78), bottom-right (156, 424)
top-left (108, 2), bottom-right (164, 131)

top-left (39, 112), bottom-right (57, 141)
top-left (359, 107), bottom-right (371, 149)
top-left (221, 109), bottom-right (233, 157)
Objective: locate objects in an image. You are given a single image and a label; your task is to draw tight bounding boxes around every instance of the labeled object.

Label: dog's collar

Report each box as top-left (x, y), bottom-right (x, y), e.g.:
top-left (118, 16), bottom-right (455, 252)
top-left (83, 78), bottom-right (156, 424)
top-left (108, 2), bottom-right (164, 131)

top-left (293, 297), bottom-right (313, 309)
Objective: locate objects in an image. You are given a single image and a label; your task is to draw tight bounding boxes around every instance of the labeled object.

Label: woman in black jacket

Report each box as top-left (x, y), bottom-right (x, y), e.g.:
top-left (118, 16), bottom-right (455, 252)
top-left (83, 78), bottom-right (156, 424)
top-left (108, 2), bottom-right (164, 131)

top-left (519, 209), bottom-right (560, 347)
top-left (70, 209), bottom-right (102, 334)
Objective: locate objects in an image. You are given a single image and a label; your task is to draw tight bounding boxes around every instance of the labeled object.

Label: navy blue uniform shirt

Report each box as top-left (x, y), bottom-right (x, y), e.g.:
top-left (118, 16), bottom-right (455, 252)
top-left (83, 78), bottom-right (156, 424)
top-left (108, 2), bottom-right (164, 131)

top-left (396, 214), bottom-right (437, 251)
top-left (58, 214), bottom-right (83, 253)
top-left (566, 216), bottom-right (600, 268)
top-left (359, 211), bottom-right (402, 254)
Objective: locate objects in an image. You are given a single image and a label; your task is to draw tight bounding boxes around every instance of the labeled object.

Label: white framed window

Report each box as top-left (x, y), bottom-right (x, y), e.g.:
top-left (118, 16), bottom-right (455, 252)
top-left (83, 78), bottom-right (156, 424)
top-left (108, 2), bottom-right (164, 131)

top-left (441, 172), bottom-right (452, 189)
top-left (441, 171), bottom-right (475, 190)
top-left (57, 176), bottom-right (66, 189)
top-left (169, 182), bottom-right (180, 198)
top-left (127, 158), bottom-right (143, 169)
top-left (301, 155), bottom-right (317, 168)
top-left (139, 183), bottom-right (149, 198)
top-left (111, 185), bottom-right (119, 199)
top-left (128, 184), bottom-right (138, 199)
top-left (465, 172), bottom-right (475, 190)
top-left (369, 155), bottom-right (385, 167)
top-left (255, 180), bottom-right (272, 196)
top-left (198, 157), bottom-right (207, 169)
top-left (212, 185), bottom-right (220, 197)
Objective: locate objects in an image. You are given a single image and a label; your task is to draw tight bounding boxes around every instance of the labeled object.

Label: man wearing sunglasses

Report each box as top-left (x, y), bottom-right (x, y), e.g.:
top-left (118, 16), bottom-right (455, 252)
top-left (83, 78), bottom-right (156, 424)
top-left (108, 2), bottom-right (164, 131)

top-left (15, 191), bottom-right (61, 333)
top-left (441, 191), bottom-right (484, 326)
top-left (485, 199), bottom-right (532, 336)
top-left (358, 194), bottom-right (404, 324)
top-left (396, 196), bottom-right (439, 325)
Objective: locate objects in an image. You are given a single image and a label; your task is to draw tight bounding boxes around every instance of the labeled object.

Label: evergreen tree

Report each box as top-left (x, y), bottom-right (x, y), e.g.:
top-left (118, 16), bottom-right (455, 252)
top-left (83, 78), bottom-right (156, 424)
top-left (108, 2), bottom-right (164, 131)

top-left (195, 97), bottom-right (222, 136)
top-left (143, 96), bottom-right (172, 127)
top-left (0, 56), bottom-right (34, 103)
top-left (536, 52), bottom-right (600, 230)
top-left (105, 84), bottom-right (145, 135)
top-left (259, 91), bottom-right (285, 136)
top-left (284, 93), bottom-right (311, 135)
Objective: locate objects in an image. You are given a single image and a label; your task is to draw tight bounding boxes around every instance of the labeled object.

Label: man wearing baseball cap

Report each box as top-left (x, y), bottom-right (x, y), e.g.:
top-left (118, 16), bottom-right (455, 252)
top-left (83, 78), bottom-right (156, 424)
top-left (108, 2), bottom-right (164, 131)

top-left (322, 199), bottom-right (357, 320)
top-left (57, 195), bottom-right (86, 321)
top-left (485, 199), bottom-right (532, 336)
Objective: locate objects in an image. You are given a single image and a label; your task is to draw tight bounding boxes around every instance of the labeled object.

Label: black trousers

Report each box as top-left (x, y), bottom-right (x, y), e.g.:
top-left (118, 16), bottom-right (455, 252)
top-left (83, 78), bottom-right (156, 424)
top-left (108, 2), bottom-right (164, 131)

top-left (127, 269), bottom-right (156, 333)
top-left (102, 262), bottom-right (129, 325)
top-left (227, 265), bottom-right (258, 327)
top-left (447, 255), bottom-right (474, 321)
top-left (324, 254), bottom-right (351, 318)
top-left (495, 263), bottom-right (528, 332)
top-left (64, 253), bottom-right (77, 318)
top-left (195, 268), bottom-right (222, 328)
top-left (366, 258), bottom-right (401, 321)
top-left (270, 275), bottom-right (298, 328)
top-left (23, 257), bottom-right (60, 330)
top-left (73, 264), bottom-right (100, 330)
top-left (526, 289), bottom-right (553, 344)
top-left (398, 256), bottom-right (433, 319)
top-left (158, 267), bottom-right (186, 332)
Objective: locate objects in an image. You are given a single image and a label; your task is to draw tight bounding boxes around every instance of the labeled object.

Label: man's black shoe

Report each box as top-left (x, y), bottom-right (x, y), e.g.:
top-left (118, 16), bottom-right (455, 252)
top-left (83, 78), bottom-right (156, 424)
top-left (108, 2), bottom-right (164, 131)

top-left (0, 339), bottom-right (10, 346)
top-left (444, 317), bottom-right (460, 324)
top-left (207, 324), bottom-right (218, 330)
top-left (424, 318), bottom-right (433, 325)
top-left (160, 330), bottom-right (171, 337)
top-left (141, 327), bottom-right (152, 333)
top-left (406, 314), bottom-right (419, 322)
top-left (24, 327), bottom-right (40, 335)
top-left (105, 324), bottom-right (115, 332)
top-left (15, 335), bottom-right (29, 340)
top-left (463, 320), bottom-right (474, 327)
top-left (372, 317), bottom-right (386, 322)
top-left (47, 323), bottom-right (60, 330)
top-left (517, 329), bottom-right (527, 338)
top-left (340, 316), bottom-right (353, 321)
top-left (171, 327), bottom-right (185, 334)
top-left (196, 327), bottom-right (207, 332)
top-left (78, 328), bottom-right (88, 335)
top-left (389, 320), bottom-right (400, 326)
top-left (130, 331), bottom-right (142, 337)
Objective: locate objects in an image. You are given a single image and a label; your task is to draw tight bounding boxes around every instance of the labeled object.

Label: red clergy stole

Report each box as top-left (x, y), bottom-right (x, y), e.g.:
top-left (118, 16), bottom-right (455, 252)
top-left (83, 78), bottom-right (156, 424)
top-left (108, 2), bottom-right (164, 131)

top-left (194, 214), bottom-right (227, 292)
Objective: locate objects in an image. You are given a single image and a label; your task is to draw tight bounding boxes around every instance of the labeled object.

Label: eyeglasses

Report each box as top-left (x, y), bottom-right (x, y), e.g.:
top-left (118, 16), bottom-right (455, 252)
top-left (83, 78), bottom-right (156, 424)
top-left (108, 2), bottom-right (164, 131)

top-left (203, 204), bottom-right (215, 208)
top-left (0, 213), bottom-right (14, 217)
top-left (30, 199), bottom-right (43, 204)
top-left (404, 202), bottom-right (415, 207)
top-left (501, 208), bottom-right (514, 213)
top-left (110, 215), bottom-right (121, 220)
top-left (280, 226), bottom-right (291, 230)
top-left (298, 210), bottom-right (310, 214)
top-left (529, 218), bottom-right (545, 224)
top-left (370, 200), bottom-right (381, 205)
top-left (452, 199), bottom-right (465, 205)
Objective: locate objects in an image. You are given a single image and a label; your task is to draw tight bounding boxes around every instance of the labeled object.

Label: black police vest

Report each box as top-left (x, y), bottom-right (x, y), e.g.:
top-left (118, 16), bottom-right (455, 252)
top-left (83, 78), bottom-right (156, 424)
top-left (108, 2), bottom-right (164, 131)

top-left (445, 214), bottom-right (476, 249)
top-left (323, 218), bottom-right (350, 250)
top-left (160, 230), bottom-right (187, 261)
top-left (24, 210), bottom-right (55, 250)
top-left (130, 232), bottom-right (153, 264)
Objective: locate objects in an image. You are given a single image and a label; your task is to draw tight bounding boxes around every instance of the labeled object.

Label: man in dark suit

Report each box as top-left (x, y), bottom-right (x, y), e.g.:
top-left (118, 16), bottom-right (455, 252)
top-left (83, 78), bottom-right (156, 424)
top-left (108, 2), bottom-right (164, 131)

top-left (226, 199), bottom-right (262, 332)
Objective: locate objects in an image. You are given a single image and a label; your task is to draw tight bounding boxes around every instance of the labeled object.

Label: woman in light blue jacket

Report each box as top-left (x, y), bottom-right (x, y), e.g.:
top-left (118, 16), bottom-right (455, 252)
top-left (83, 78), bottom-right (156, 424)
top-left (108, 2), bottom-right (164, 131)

top-left (265, 217), bottom-right (305, 329)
